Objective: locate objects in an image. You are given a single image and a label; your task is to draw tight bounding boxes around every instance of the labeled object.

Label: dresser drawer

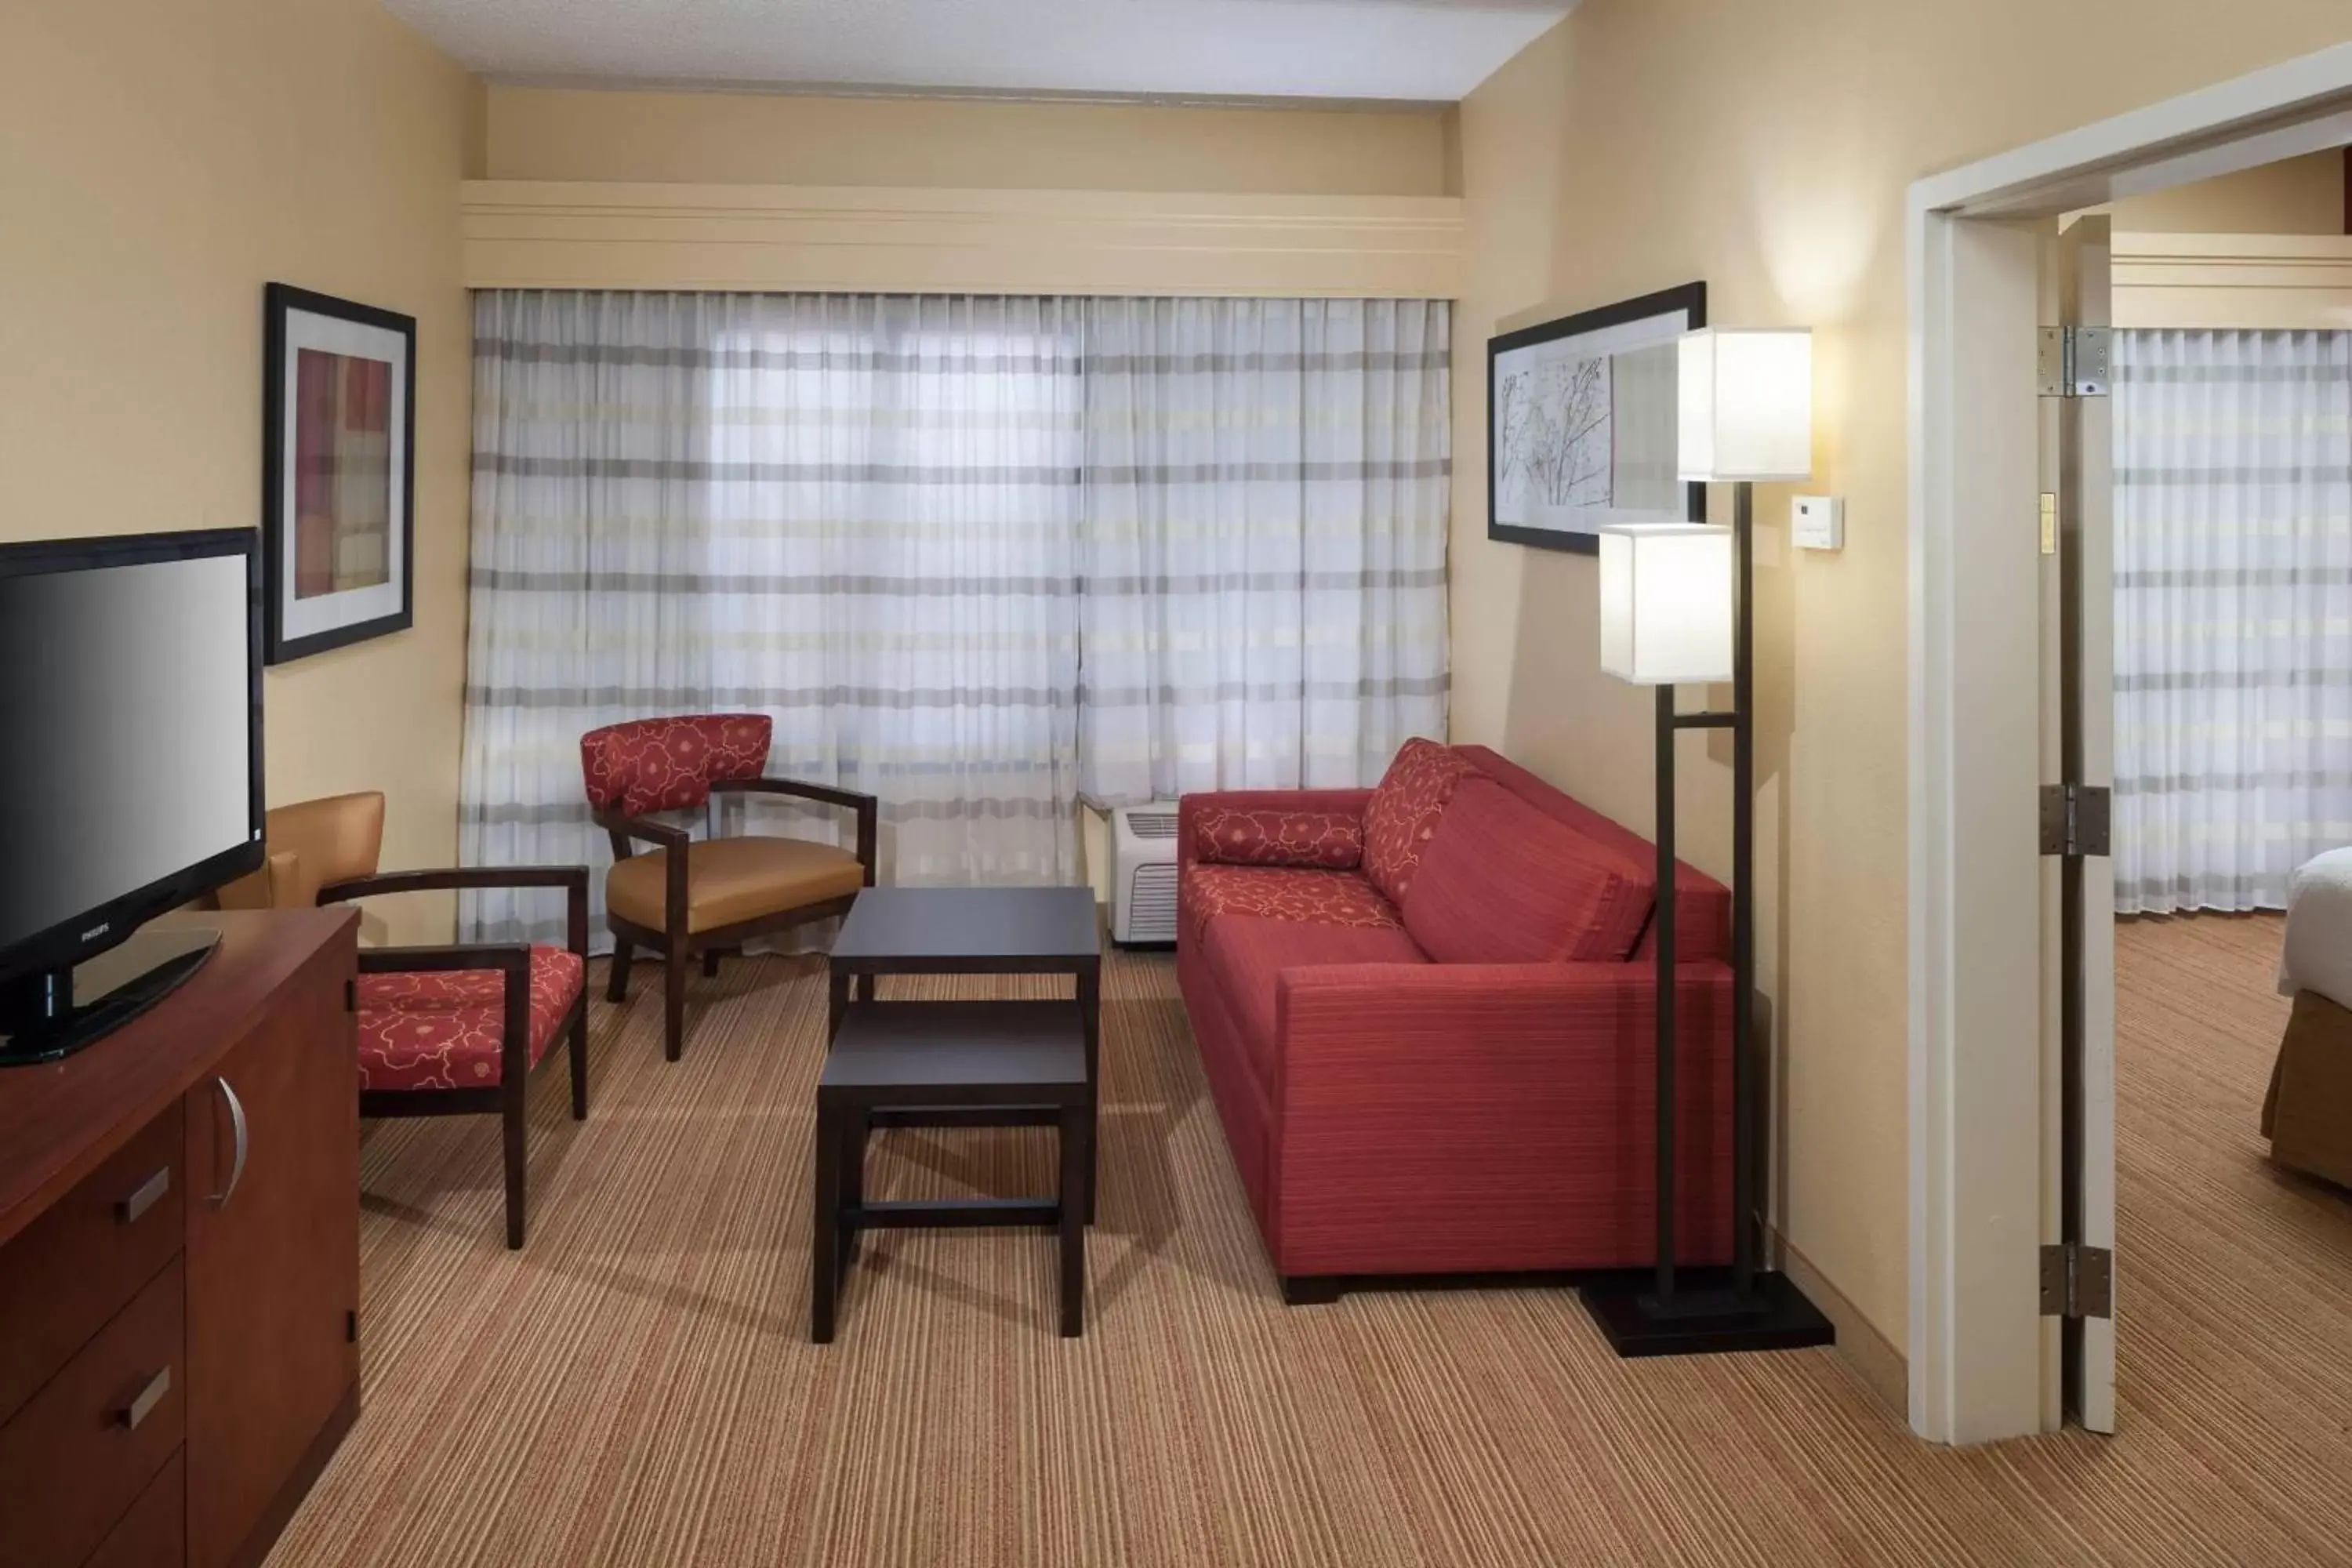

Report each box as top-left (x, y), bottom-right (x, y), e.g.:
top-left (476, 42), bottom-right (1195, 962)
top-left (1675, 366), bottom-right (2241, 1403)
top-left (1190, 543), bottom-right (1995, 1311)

top-left (83, 1446), bottom-right (186, 1568)
top-left (0, 1256), bottom-right (185, 1568)
top-left (0, 1104), bottom-right (183, 1425)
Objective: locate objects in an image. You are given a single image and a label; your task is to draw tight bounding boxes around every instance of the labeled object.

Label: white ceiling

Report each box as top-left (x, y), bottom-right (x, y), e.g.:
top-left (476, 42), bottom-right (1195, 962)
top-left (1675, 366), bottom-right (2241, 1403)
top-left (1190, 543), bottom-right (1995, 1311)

top-left (383, 0), bottom-right (1575, 104)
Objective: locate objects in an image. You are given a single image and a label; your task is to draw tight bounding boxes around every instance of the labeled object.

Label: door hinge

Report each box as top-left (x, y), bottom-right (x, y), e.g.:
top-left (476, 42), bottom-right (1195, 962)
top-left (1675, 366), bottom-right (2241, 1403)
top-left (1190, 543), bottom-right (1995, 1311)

top-left (344, 978), bottom-right (357, 1012)
top-left (2039, 492), bottom-right (2058, 554)
top-left (2036, 325), bottom-right (2111, 397)
top-left (347, 1308), bottom-right (359, 1344)
top-left (2039, 782), bottom-right (2111, 857)
top-left (2040, 1243), bottom-right (2113, 1319)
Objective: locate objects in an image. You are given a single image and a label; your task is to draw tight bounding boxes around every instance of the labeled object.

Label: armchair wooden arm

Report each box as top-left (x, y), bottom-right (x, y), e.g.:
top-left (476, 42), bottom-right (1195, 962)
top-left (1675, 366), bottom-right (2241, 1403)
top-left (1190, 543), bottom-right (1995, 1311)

top-left (318, 865), bottom-right (591, 960)
top-left (710, 776), bottom-right (880, 884)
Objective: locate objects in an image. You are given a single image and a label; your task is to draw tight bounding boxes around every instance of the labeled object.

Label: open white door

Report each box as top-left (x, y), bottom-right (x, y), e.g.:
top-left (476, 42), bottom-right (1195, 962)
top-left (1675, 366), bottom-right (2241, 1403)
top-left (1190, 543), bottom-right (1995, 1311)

top-left (2038, 213), bottom-right (2118, 1433)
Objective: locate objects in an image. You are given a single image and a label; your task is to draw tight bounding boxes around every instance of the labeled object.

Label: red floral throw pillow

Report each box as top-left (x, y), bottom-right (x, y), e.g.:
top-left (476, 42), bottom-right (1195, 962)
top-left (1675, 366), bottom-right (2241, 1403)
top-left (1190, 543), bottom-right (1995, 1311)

top-left (1360, 738), bottom-right (1482, 906)
top-left (1189, 807), bottom-right (1363, 870)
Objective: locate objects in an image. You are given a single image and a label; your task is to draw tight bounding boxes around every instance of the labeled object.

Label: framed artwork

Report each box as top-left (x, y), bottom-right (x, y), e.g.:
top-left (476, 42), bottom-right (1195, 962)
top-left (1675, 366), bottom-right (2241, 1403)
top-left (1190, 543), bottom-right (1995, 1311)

top-left (262, 282), bottom-right (416, 664)
top-left (1486, 281), bottom-right (1707, 554)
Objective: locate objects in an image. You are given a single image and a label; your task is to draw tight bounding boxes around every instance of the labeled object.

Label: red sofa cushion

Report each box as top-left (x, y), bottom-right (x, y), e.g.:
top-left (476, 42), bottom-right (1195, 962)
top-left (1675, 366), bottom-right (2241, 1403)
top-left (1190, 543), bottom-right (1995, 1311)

top-left (1189, 805), bottom-right (1363, 870)
top-left (1361, 739), bottom-right (1483, 906)
top-left (1454, 744), bottom-right (1725, 964)
top-left (1401, 778), bottom-right (1651, 964)
top-left (1182, 864), bottom-right (1402, 942)
top-left (1201, 915), bottom-right (1429, 1102)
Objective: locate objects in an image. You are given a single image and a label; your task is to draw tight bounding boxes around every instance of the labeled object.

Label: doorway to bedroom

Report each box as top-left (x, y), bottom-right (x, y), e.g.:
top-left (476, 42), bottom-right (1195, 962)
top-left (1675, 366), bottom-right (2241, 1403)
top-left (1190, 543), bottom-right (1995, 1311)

top-left (2095, 146), bottom-right (2352, 1387)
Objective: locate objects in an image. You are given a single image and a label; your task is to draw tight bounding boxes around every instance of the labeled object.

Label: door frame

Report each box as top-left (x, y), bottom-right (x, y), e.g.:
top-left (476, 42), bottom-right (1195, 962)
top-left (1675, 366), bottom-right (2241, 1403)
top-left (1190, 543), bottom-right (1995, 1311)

top-left (1906, 41), bottom-right (2352, 1445)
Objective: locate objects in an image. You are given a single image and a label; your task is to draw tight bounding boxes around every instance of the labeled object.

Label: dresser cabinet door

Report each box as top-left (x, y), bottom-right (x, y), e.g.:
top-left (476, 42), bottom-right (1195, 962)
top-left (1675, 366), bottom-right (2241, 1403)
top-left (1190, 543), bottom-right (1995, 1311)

top-left (183, 964), bottom-right (358, 1568)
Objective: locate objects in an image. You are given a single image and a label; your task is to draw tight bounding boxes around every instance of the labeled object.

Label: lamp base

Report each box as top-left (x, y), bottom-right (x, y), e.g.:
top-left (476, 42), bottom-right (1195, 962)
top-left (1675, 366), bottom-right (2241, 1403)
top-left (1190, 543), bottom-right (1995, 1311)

top-left (1581, 1269), bottom-right (1835, 1358)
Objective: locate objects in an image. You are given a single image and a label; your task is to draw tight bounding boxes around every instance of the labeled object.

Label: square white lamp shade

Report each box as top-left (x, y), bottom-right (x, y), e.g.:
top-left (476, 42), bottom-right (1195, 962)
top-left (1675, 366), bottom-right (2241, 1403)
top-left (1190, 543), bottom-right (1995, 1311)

top-left (1678, 328), bottom-right (1813, 482)
top-left (1599, 524), bottom-right (1734, 685)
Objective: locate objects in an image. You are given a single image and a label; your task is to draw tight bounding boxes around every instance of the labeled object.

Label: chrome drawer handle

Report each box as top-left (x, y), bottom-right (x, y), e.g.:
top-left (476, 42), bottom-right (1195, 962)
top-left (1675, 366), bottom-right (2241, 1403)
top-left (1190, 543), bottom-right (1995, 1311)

top-left (209, 1077), bottom-right (249, 1209)
top-left (118, 1167), bottom-right (170, 1225)
top-left (120, 1367), bottom-right (171, 1430)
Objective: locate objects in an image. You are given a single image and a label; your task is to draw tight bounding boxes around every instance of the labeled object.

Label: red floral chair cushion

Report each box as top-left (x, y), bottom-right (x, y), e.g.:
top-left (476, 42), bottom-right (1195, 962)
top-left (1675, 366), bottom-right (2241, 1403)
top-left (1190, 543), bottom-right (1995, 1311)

top-left (580, 714), bottom-right (774, 817)
top-left (1189, 807), bottom-right (1364, 871)
top-left (1182, 864), bottom-right (1403, 942)
top-left (357, 946), bottom-right (586, 1093)
top-left (1360, 738), bottom-right (1483, 906)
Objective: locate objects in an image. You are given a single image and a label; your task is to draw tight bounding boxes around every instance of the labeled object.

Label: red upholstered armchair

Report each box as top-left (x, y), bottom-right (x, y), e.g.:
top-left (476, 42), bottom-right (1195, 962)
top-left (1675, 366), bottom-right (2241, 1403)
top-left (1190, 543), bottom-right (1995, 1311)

top-left (583, 713), bottom-right (877, 1062)
top-left (238, 792), bottom-right (591, 1250)
top-left (1177, 741), bottom-right (1736, 1301)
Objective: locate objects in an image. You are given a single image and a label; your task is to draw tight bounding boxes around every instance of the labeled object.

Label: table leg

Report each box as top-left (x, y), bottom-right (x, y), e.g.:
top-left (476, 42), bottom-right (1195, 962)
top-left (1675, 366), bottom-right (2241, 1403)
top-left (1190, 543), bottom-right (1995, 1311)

top-left (827, 967), bottom-right (851, 1044)
top-left (1076, 962), bottom-right (1100, 1225)
top-left (1058, 1102), bottom-right (1091, 1338)
top-left (811, 1101), bottom-right (841, 1344)
top-left (841, 1112), bottom-right (867, 1277)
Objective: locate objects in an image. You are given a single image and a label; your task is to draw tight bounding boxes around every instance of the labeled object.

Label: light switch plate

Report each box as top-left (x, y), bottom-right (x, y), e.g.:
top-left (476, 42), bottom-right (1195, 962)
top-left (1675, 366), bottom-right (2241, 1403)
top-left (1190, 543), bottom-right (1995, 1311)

top-left (1792, 495), bottom-right (1844, 550)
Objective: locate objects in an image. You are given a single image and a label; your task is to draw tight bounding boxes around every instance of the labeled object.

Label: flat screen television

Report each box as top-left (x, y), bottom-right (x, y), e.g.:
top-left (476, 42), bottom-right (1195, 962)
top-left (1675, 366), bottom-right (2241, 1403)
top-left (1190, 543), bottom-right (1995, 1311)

top-left (0, 528), bottom-right (265, 1063)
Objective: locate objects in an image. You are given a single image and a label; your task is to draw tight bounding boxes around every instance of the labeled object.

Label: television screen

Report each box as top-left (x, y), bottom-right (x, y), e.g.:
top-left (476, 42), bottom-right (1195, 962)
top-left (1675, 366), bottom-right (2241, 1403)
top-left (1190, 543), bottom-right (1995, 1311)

top-left (0, 539), bottom-right (261, 965)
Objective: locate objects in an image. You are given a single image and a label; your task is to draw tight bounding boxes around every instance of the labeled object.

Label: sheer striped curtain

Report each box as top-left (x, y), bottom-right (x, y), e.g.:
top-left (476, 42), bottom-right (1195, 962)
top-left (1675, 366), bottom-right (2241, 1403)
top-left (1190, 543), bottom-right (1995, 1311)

top-left (459, 291), bottom-right (1450, 944)
top-left (459, 292), bottom-right (1085, 944)
top-left (2112, 328), bottom-right (2352, 914)
top-left (1078, 298), bottom-right (1450, 799)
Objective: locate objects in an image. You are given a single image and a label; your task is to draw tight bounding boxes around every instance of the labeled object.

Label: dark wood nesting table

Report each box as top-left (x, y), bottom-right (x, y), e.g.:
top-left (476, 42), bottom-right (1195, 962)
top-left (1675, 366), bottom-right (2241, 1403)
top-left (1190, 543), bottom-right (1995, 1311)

top-left (814, 887), bottom-right (1102, 1341)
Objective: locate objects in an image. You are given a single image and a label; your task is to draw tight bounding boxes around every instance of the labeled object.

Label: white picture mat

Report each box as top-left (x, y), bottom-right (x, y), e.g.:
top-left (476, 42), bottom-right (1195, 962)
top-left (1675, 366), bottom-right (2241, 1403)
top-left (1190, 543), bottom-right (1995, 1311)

top-left (278, 308), bottom-right (407, 641)
top-left (1492, 306), bottom-right (1693, 534)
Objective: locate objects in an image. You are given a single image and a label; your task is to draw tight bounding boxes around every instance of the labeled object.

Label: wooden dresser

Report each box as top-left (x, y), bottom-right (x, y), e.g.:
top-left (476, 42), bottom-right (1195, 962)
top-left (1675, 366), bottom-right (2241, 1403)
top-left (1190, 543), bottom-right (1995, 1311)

top-left (0, 910), bottom-right (360, 1568)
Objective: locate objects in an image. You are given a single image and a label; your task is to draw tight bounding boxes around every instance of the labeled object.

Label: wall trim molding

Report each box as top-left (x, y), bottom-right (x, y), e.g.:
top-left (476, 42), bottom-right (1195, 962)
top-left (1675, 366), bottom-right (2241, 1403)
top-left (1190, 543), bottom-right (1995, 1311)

top-left (459, 180), bottom-right (1467, 299)
top-left (2113, 230), bottom-right (2352, 328)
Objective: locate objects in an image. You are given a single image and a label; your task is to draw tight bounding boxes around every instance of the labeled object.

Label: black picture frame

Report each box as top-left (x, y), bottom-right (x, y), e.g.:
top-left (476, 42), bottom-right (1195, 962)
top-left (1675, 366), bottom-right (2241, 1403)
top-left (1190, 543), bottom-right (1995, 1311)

top-left (1486, 281), bottom-right (1708, 555)
top-left (261, 281), bottom-right (417, 664)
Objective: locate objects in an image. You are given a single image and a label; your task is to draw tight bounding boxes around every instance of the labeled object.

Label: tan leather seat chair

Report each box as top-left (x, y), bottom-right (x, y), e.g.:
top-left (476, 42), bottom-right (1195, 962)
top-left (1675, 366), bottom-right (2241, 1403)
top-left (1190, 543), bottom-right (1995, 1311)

top-left (582, 713), bottom-right (877, 1062)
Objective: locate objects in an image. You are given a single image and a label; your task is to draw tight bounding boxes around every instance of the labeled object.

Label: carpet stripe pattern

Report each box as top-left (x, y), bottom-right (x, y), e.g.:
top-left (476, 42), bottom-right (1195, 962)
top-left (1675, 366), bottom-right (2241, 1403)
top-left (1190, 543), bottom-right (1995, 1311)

top-left (267, 922), bottom-right (2352, 1566)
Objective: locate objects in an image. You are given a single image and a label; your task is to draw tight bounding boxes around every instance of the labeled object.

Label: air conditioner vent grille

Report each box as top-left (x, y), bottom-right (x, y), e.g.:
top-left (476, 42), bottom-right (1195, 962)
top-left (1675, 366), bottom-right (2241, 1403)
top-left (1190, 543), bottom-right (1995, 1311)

top-left (1127, 811), bottom-right (1179, 840)
top-left (1125, 862), bottom-right (1179, 942)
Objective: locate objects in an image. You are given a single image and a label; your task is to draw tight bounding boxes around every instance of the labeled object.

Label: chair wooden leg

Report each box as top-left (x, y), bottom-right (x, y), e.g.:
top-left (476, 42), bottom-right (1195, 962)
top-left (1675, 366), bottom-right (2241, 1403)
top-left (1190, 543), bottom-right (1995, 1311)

top-left (663, 941), bottom-right (688, 1062)
top-left (607, 941), bottom-right (633, 1003)
top-left (568, 1001), bottom-right (589, 1121)
top-left (702, 949), bottom-right (721, 978)
top-left (503, 1081), bottom-right (528, 1250)
top-left (1058, 1102), bottom-right (1090, 1338)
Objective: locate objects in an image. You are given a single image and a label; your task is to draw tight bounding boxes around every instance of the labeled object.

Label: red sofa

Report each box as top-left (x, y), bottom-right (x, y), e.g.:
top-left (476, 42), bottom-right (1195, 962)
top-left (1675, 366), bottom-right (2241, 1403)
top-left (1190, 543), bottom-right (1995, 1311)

top-left (1176, 739), bottom-right (1735, 1300)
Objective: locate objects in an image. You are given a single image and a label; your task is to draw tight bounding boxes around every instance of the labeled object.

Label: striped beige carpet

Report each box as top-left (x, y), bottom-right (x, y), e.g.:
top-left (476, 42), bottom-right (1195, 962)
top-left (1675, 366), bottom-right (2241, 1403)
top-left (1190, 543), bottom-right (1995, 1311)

top-left (270, 923), bottom-right (2352, 1566)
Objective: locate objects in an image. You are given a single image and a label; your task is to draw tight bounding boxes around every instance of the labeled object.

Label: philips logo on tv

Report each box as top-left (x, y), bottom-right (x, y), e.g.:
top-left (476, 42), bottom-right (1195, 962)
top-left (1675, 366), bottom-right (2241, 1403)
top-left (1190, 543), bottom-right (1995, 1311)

top-left (80, 923), bottom-right (111, 944)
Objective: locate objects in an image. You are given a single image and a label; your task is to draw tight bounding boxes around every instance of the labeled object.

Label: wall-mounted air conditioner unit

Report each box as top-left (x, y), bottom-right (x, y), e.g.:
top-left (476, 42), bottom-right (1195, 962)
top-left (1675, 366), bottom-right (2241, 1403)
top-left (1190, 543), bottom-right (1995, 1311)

top-left (1110, 803), bottom-right (1181, 945)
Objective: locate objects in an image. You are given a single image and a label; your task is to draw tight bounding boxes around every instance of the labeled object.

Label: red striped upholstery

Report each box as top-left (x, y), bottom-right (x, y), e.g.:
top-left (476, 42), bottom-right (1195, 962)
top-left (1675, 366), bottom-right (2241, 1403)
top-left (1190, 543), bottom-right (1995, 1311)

top-left (1400, 778), bottom-right (1650, 964)
top-left (1454, 744), bottom-right (1726, 964)
top-left (1176, 746), bottom-right (1734, 1284)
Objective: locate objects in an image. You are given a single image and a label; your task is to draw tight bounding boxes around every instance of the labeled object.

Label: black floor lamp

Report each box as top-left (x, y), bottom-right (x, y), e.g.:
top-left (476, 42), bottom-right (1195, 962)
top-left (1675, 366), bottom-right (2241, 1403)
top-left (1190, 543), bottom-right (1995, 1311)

top-left (1581, 326), bottom-right (1836, 1356)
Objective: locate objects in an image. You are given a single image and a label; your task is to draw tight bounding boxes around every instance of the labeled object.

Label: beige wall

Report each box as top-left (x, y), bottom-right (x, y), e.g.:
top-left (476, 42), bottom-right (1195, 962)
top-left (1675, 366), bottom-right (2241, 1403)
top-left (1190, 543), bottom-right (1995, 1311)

top-left (1, 0), bottom-right (474, 942)
top-left (485, 85), bottom-right (1454, 195)
top-left (1451, 0), bottom-right (2351, 1371)
top-left (2102, 149), bottom-right (2347, 233)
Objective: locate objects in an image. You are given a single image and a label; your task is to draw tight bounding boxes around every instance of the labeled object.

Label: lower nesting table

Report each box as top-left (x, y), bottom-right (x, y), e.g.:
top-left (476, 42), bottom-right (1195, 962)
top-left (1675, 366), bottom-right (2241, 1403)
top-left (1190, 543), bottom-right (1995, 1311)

top-left (812, 1001), bottom-right (1091, 1341)
top-left (815, 887), bottom-right (1104, 1342)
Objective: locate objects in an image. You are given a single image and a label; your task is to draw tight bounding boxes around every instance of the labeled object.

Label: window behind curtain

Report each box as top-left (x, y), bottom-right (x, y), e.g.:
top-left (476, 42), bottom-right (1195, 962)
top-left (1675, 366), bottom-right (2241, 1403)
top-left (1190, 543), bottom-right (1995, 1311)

top-left (459, 291), bottom-right (1448, 946)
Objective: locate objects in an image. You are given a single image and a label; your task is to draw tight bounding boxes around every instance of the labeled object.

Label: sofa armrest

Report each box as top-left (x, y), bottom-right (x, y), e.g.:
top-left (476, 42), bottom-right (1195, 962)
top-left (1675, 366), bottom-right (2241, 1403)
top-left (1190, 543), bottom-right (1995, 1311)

top-left (1178, 789), bottom-right (1374, 872)
top-left (1265, 959), bottom-right (1736, 1276)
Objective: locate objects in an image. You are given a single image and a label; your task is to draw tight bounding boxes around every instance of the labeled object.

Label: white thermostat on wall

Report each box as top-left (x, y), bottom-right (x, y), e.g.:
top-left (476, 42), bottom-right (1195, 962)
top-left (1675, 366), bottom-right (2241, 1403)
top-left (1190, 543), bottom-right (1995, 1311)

top-left (1792, 495), bottom-right (1844, 551)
